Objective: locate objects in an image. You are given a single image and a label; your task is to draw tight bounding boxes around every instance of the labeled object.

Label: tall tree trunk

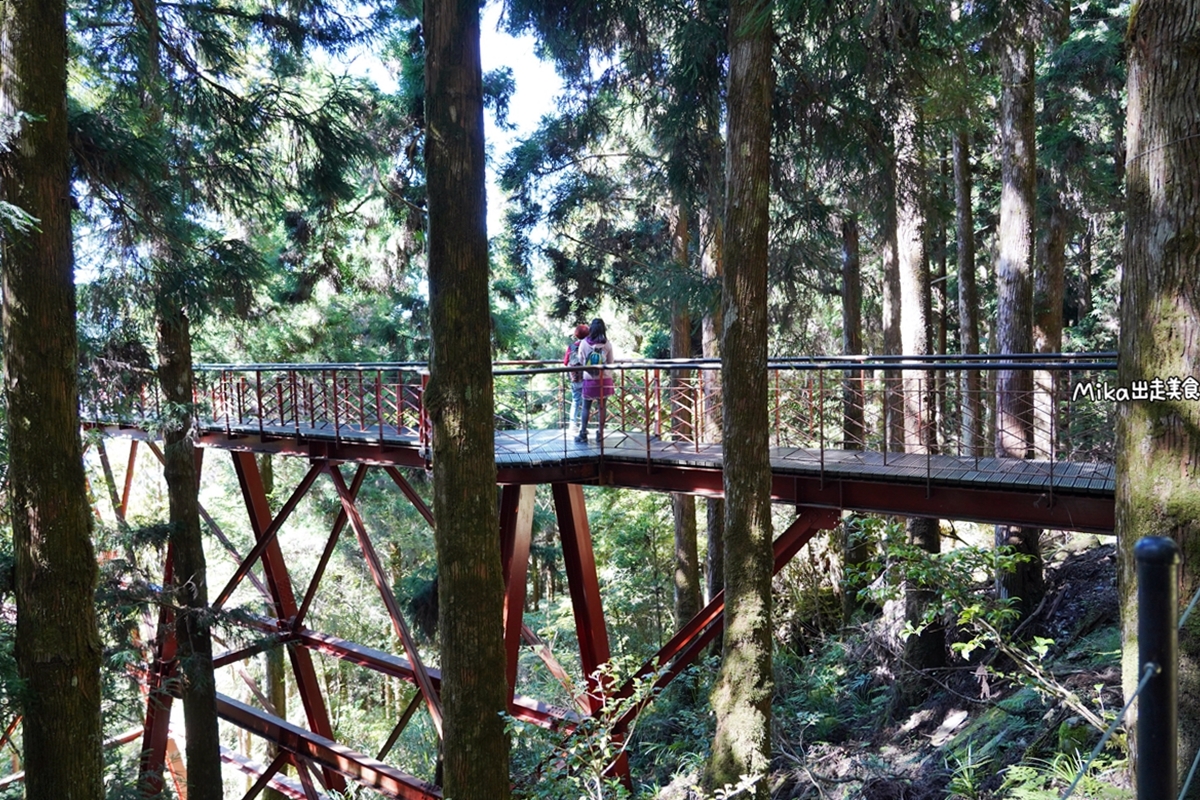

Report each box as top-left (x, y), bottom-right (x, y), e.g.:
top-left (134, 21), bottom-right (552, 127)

top-left (841, 214), bottom-right (864, 449)
top-left (259, 455), bottom-right (291, 800)
top-left (840, 214), bottom-right (869, 625)
top-left (1033, 192), bottom-right (1067, 456)
top-left (707, 0), bottom-right (773, 793)
top-left (671, 204), bottom-right (702, 628)
top-left (424, 0), bottom-right (510, 793)
top-left (0, 1), bottom-right (105, 795)
top-left (1119, 3), bottom-right (1200, 788)
top-left (156, 308), bottom-right (223, 798)
top-left (702, 141), bottom-right (726, 607)
top-left (896, 101), bottom-right (932, 454)
top-left (134, 0), bottom-right (224, 786)
top-left (994, 24), bottom-right (1043, 616)
top-left (881, 148), bottom-right (904, 452)
top-left (895, 89), bottom-right (945, 686)
top-left (953, 129), bottom-right (982, 456)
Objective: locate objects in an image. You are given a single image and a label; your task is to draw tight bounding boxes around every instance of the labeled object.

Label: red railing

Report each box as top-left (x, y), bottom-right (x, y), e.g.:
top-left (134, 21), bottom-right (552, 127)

top-left (81, 354), bottom-right (1119, 474)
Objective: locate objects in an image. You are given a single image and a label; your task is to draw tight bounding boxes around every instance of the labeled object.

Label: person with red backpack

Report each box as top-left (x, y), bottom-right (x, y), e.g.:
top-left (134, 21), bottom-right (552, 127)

top-left (576, 318), bottom-right (615, 444)
top-left (564, 323), bottom-right (589, 427)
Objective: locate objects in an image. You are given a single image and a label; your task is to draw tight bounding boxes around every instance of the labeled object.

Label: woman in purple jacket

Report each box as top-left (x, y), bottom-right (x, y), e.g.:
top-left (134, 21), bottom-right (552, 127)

top-left (576, 318), bottom-right (615, 444)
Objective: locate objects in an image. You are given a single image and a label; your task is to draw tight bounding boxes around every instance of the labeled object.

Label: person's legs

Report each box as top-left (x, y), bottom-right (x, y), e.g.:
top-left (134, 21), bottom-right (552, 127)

top-left (577, 398), bottom-right (593, 441)
top-left (571, 382), bottom-right (583, 426)
top-left (597, 397), bottom-right (607, 440)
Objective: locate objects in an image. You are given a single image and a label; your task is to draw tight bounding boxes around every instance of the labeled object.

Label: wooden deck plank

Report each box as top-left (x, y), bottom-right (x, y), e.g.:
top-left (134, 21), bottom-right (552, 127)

top-left (195, 420), bottom-right (1114, 500)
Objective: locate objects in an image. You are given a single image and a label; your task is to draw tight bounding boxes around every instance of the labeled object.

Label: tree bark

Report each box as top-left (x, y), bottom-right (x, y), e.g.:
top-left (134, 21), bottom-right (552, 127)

top-left (702, 136), bottom-right (725, 608)
top-left (895, 85), bottom-right (945, 687)
top-left (706, 0), bottom-right (773, 793)
top-left (994, 23), bottom-right (1043, 616)
top-left (1034, 192), bottom-right (1067, 456)
top-left (424, 0), bottom-right (510, 793)
top-left (131, 0), bottom-right (224, 787)
top-left (0, 1), bottom-right (105, 795)
top-left (156, 308), bottom-right (224, 799)
top-left (671, 205), bottom-right (702, 628)
top-left (1118, 1), bottom-right (1200, 787)
top-left (953, 129), bottom-right (983, 456)
top-left (260, 455), bottom-right (291, 800)
top-left (840, 215), bottom-right (870, 625)
top-left (841, 214), bottom-right (864, 449)
top-left (881, 147), bottom-right (904, 451)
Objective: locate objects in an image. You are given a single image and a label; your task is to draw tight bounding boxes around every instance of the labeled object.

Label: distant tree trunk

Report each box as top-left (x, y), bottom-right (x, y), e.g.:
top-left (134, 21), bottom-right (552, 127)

top-left (260, 456), bottom-right (290, 800)
top-left (671, 204), bottom-right (702, 628)
top-left (953, 129), bottom-right (982, 456)
top-left (0, 0), bottom-right (105, 794)
top-left (156, 308), bottom-right (224, 799)
top-left (1118, 1), bottom-right (1200, 786)
top-left (994, 23), bottom-right (1043, 616)
top-left (896, 101), bottom-right (932, 453)
top-left (881, 148), bottom-right (904, 452)
top-left (840, 214), bottom-right (869, 624)
top-left (1078, 220), bottom-right (1093, 324)
top-left (134, 0), bottom-right (223, 786)
top-left (706, 0), bottom-right (774, 792)
top-left (702, 142), bottom-right (725, 607)
top-left (424, 0), bottom-right (510, 793)
top-left (1033, 192), bottom-right (1067, 456)
top-left (263, 644), bottom-right (288, 800)
top-left (841, 214), bottom-right (864, 449)
top-left (895, 89), bottom-right (945, 686)
top-left (933, 152), bottom-right (949, 432)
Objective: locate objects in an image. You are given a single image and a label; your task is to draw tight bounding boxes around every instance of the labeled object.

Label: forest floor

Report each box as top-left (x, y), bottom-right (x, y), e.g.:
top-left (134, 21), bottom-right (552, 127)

top-left (650, 537), bottom-right (1129, 800)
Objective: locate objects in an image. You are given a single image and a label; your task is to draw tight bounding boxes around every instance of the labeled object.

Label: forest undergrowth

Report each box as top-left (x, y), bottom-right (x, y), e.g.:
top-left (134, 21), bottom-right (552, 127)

top-left (519, 533), bottom-right (1127, 800)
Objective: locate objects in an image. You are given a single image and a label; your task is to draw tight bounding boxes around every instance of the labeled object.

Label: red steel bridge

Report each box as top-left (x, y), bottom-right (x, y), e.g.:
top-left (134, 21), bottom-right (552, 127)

top-left (79, 353), bottom-right (1116, 799)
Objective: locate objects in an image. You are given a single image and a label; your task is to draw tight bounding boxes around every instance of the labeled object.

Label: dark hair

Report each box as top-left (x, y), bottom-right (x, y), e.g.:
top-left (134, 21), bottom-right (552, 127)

top-left (588, 317), bottom-right (607, 344)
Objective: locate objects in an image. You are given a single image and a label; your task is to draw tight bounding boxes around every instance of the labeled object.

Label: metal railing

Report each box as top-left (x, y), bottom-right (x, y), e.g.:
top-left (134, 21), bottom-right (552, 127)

top-left (80, 353), bottom-right (1119, 478)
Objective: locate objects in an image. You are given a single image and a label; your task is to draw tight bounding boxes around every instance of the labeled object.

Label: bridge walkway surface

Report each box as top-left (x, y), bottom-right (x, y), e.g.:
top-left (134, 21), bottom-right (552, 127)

top-left (81, 354), bottom-right (1117, 799)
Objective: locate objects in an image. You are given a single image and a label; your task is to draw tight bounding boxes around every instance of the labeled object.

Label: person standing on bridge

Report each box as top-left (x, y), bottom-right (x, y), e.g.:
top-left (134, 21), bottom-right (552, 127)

top-left (564, 323), bottom-right (590, 427)
top-left (576, 318), bottom-right (615, 444)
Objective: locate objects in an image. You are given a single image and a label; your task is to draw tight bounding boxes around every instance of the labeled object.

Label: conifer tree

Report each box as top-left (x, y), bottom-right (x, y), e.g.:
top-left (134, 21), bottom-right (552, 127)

top-left (1117, 0), bottom-right (1200, 783)
top-left (706, 0), bottom-right (774, 793)
top-left (424, 0), bottom-right (510, 794)
top-left (0, 0), bottom-right (104, 795)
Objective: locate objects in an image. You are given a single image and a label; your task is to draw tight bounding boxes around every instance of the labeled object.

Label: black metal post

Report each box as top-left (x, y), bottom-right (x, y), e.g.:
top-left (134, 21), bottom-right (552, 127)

top-left (1136, 535), bottom-right (1179, 800)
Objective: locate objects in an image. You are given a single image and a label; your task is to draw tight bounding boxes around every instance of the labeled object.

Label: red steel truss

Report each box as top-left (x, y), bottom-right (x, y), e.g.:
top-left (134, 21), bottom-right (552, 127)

top-left (92, 409), bottom-right (1109, 797)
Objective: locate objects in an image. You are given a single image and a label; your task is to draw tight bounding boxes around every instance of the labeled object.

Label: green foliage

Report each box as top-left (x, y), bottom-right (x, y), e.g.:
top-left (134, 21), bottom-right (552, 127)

top-left (1000, 753), bottom-right (1131, 799)
top-left (508, 661), bottom-right (660, 800)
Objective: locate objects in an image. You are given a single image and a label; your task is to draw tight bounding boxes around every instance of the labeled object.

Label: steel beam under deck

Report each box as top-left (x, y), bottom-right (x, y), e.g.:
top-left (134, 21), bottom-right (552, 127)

top-left (600, 462), bottom-right (1115, 534)
top-left (194, 430), bottom-right (1112, 533)
top-left (290, 628), bottom-right (577, 730)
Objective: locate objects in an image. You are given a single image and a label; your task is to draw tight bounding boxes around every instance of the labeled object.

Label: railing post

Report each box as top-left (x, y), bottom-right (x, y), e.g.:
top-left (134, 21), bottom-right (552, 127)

top-left (818, 369), bottom-right (825, 486)
top-left (255, 371), bottom-right (264, 437)
top-left (331, 369), bottom-right (341, 445)
top-left (1136, 535), bottom-right (1178, 800)
top-left (376, 369), bottom-right (384, 442)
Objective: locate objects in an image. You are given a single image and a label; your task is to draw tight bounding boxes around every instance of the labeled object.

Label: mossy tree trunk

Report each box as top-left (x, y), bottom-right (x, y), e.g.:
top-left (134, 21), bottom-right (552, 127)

top-left (0, 1), bottom-right (105, 795)
top-left (1118, 0), bottom-right (1200, 787)
top-left (706, 0), bottom-right (774, 793)
top-left (424, 0), bottom-right (510, 793)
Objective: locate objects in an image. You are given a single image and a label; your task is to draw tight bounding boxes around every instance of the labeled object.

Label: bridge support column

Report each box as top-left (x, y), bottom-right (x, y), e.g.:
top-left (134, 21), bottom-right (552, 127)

top-left (499, 485), bottom-right (535, 704)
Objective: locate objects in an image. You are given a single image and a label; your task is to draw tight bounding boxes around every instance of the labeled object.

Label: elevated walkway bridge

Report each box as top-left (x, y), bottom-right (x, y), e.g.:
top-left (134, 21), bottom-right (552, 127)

top-left (81, 353), bottom-right (1117, 799)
